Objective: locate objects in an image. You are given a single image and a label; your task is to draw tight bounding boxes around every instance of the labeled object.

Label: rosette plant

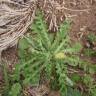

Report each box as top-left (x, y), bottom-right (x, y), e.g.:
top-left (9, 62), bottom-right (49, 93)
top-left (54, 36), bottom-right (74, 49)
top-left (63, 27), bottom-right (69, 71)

top-left (12, 11), bottom-right (82, 96)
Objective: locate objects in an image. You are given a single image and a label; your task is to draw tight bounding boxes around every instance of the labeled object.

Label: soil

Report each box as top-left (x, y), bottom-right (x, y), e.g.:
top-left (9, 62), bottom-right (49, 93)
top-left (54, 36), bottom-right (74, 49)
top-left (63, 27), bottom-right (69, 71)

top-left (2, 46), bottom-right (19, 71)
top-left (0, 0), bottom-right (96, 96)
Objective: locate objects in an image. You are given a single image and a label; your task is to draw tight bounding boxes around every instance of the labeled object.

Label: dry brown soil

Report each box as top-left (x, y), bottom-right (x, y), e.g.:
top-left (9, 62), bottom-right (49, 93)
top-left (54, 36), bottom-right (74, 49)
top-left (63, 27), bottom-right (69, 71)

top-left (1, 0), bottom-right (96, 96)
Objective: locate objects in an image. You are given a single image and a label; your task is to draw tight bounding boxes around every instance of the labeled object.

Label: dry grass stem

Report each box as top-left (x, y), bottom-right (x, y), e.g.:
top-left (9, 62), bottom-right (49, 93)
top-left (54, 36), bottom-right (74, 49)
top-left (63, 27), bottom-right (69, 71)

top-left (0, 0), bottom-right (92, 51)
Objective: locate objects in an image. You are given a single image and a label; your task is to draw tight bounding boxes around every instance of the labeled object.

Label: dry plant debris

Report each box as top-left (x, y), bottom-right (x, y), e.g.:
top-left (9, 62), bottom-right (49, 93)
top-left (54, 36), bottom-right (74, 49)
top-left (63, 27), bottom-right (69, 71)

top-left (0, 0), bottom-right (36, 52)
top-left (0, 0), bottom-right (93, 52)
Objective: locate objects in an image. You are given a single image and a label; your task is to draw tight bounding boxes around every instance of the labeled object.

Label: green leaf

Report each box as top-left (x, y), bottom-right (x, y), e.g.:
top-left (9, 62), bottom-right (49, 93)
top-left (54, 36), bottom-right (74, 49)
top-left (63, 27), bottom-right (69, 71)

top-left (83, 75), bottom-right (93, 85)
top-left (30, 10), bottom-right (51, 49)
top-left (84, 48), bottom-right (96, 57)
top-left (64, 43), bottom-right (82, 54)
top-left (67, 88), bottom-right (82, 96)
top-left (18, 38), bottom-right (29, 50)
top-left (59, 20), bottom-right (70, 39)
top-left (66, 76), bottom-right (74, 86)
top-left (9, 83), bottom-right (21, 96)
top-left (71, 74), bottom-right (81, 82)
top-left (87, 33), bottom-right (96, 42)
top-left (65, 56), bottom-right (80, 66)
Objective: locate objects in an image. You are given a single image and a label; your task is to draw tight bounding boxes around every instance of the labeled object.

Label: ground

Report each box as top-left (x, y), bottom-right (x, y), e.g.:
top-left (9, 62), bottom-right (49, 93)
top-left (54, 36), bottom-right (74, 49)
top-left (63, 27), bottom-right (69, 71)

top-left (0, 0), bottom-right (96, 96)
